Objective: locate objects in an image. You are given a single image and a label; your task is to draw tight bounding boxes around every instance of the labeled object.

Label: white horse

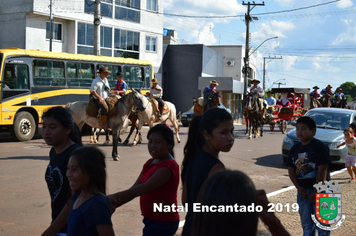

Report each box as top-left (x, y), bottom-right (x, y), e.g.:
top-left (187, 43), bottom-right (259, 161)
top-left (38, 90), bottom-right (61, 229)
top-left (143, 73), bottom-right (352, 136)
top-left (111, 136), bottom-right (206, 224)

top-left (66, 88), bottom-right (146, 161)
top-left (137, 95), bottom-right (181, 143)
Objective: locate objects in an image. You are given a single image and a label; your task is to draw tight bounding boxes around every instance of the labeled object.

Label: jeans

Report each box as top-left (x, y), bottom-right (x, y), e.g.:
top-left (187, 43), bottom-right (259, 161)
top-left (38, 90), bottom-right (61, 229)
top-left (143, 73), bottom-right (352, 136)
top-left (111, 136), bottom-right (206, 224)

top-left (297, 188), bottom-right (330, 236)
top-left (143, 217), bottom-right (179, 236)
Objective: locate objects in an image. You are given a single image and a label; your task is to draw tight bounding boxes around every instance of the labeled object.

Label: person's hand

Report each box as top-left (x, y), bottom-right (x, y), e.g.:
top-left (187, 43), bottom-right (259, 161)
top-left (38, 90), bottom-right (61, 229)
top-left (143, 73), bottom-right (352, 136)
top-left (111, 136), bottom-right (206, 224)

top-left (99, 97), bottom-right (105, 104)
top-left (297, 186), bottom-right (308, 199)
top-left (308, 190), bottom-right (316, 204)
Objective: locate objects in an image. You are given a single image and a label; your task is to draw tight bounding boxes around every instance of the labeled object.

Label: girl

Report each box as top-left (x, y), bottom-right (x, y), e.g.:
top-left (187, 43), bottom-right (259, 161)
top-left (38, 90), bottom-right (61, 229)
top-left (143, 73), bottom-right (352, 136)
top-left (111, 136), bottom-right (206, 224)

top-left (337, 127), bottom-right (356, 182)
top-left (42, 106), bottom-right (82, 234)
top-left (349, 123), bottom-right (356, 138)
top-left (108, 124), bottom-right (179, 235)
top-left (181, 107), bottom-right (234, 236)
top-left (42, 146), bottom-right (115, 236)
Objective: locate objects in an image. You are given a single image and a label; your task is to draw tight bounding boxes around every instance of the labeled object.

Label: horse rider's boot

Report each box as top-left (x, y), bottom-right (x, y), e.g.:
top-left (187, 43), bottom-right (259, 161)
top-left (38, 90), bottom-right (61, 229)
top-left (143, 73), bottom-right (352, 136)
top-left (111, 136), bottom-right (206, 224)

top-left (159, 106), bottom-right (164, 120)
top-left (101, 115), bottom-right (111, 131)
top-left (262, 108), bottom-right (266, 119)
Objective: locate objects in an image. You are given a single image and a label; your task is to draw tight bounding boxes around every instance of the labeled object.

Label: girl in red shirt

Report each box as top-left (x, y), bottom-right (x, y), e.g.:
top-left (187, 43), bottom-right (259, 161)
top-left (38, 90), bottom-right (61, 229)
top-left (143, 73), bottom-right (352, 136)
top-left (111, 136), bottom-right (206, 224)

top-left (108, 124), bottom-right (179, 235)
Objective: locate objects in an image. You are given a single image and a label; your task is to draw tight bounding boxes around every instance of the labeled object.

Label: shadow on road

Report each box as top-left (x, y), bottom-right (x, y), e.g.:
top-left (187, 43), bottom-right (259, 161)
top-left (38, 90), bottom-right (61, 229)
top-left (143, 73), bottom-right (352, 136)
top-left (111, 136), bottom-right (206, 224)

top-left (254, 154), bottom-right (287, 169)
top-left (0, 155), bottom-right (48, 161)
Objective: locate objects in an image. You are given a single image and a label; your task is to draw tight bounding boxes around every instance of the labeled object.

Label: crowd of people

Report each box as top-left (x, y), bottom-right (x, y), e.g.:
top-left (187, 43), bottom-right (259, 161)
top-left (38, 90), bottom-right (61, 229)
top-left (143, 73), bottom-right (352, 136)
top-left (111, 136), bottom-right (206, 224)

top-left (39, 76), bottom-right (351, 236)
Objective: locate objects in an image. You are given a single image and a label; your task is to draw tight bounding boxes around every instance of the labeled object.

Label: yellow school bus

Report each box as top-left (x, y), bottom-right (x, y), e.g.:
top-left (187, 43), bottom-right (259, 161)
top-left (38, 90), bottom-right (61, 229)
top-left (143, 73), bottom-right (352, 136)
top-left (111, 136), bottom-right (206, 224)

top-left (0, 48), bottom-right (153, 141)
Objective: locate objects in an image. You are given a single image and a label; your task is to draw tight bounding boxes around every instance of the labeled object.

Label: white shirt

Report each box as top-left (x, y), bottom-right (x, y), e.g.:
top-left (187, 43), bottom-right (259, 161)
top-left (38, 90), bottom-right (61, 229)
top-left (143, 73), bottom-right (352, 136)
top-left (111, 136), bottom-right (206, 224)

top-left (249, 85), bottom-right (265, 98)
top-left (150, 84), bottom-right (163, 99)
top-left (90, 76), bottom-right (110, 99)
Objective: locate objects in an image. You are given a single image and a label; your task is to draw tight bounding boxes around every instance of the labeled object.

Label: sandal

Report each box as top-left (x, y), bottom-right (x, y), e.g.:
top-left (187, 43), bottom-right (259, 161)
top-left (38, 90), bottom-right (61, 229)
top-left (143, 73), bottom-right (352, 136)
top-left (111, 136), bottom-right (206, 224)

top-left (348, 179), bottom-right (354, 183)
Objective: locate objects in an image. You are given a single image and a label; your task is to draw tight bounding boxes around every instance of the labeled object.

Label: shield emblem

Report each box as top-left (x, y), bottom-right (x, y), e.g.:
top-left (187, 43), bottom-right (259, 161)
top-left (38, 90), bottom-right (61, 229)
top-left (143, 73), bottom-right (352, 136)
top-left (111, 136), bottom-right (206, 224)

top-left (315, 193), bottom-right (342, 224)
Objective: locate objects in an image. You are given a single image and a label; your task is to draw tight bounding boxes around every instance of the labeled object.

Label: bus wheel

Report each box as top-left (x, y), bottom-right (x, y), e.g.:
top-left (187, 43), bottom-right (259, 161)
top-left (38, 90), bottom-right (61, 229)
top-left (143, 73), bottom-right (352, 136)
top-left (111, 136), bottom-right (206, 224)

top-left (11, 111), bottom-right (36, 141)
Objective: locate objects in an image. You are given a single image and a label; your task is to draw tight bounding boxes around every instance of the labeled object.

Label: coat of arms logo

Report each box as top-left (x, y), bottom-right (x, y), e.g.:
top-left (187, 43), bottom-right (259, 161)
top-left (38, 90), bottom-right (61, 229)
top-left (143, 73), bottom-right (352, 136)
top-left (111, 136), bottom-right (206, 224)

top-left (311, 180), bottom-right (346, 230)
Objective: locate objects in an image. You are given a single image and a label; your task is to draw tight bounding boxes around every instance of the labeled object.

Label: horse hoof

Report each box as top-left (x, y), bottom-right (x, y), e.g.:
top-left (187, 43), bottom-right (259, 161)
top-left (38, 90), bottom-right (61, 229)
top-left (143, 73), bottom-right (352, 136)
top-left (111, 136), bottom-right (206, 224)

top-left (94, 140), bottom-right (98, 143)
top-left (123, 141), bottom-right (129, 146)
top-left (113, 156), bottom-right (120, 161)
top-left (132, 142), bottom-right (137, 146)
top-left (137, 141), bottom-right (142, 144)
top-left (118, 138), bottom-right (122, 143)
top-left (103, 141), bottom-right (110, 146)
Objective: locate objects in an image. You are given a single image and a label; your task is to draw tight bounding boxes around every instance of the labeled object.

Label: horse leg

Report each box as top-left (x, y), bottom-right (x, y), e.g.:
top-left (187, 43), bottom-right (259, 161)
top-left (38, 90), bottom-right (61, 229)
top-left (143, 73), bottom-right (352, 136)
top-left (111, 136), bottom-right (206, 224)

top-left (124, 126), bottom-right (135, 145)
top-left (248, 120), bottom-right (253, 139)
top-left (90, 127), bottom-right (95, 143)
top-left (112, 128), bottom-right (120, 161)
top-left (103, 130), bottom-right (110, 146)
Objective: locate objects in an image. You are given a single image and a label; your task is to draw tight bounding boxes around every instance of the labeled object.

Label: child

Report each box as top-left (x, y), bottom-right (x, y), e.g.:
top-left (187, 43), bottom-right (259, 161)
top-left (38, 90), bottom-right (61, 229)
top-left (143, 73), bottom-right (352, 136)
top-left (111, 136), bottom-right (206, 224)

top-left (336, 127), bottom-right (356, 182)
top-left (193, 170), bottom-right (290, 236)
top-left (42, 106), bottom-right (82, 234)
top-left (42, 146), bottom-right (115, 236)
top-left (108, 124), bottom-right (179, 235)
top-left (181, 107), bottom-right (234, 236)
top-left (286, 116), bottom-right (331, 236)
top-left (349, 123), bottom-right (356, 138)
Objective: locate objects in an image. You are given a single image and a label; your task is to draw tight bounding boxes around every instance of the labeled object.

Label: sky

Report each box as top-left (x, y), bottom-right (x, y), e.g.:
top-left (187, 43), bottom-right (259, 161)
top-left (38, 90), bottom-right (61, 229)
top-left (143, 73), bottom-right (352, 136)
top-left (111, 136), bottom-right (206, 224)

top-left (162, 0), bottom-right (356, 92)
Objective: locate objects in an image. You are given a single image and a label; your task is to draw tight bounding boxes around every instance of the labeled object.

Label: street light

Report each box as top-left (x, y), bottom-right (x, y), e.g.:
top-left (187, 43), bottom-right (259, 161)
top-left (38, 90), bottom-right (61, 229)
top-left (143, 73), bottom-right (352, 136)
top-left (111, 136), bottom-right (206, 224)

top-left (243, 36), bottom-right (278, 95)
top-left (272, 79), bottom-right (286, 88)
top-left (249, 36), bottom-right (278, 56)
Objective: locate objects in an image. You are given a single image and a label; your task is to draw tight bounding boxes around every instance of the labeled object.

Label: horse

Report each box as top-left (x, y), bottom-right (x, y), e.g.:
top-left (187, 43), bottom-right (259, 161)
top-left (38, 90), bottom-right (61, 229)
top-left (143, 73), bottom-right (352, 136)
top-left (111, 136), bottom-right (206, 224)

top-left (193, 92), bottom-right (221, 117)
top-left (136, 95), bottom-right (181, 143)
top-left (245, 92), bottom-right (264, 139)
top-left (122, 110), bottom-right (143, 146)
top-left (310, 97), bottom-right (321, 109)
top-left (334, 98), bottom-right (347, 108)
top-left (320, 94), bottom-right (333, 107)
top-left (66, 88), bottom-right (146, 161)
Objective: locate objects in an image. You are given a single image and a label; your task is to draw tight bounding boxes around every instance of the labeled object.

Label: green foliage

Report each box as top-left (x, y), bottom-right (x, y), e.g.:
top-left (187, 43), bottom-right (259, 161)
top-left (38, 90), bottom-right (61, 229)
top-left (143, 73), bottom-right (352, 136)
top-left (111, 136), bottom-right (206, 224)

top-left (339, 82), bottom-right (356, 101)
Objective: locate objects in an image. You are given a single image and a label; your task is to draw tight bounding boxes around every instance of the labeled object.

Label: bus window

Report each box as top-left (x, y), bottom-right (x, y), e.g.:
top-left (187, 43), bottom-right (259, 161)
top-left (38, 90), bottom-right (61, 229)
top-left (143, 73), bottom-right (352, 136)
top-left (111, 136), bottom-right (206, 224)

top-left (97, 64), bottom-right (121, 87)
top-left (33, 60), bottom-right (65, 86)
top-left (123, 66), bottom-right (144, 89)
top-left (67, 62), bottom-right (94, 87)
top-left (2, 63), bottom-right (29, 100)
top-left (144, 65), bottom-right (152, 89)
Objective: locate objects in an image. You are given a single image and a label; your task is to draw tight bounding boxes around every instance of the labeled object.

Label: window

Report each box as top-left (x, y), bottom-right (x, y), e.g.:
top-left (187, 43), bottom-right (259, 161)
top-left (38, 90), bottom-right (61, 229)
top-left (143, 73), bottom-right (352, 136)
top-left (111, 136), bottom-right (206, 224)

top-left (3, 64), bottom-right (29, 90)
top-left (101, 26), bottom-right (113, 56)
top-left (147, 0), bottom-right (157, 12)
top-left (77, 22), bottom-right (94, 55)
top-left (46, 22), bottom-right (62, 41)
top-left (114, 0), bottom-right (140, 23)
top-left (114, 28), bottom-right (139, 59)
top-left (144, 66), bottom-right (152, 88)
top-left (97, 64), bottom-right (121, 87)
top-left (85, 0), bottom-right (113, 18)
top-left (146, 36), bottom-right (157, 52)
top-left (33, 60), bottom-right (65, 86)
top-left (67, 62), bottom-right (94, 87)
top-left (123, 66), bottom-right (144, 88)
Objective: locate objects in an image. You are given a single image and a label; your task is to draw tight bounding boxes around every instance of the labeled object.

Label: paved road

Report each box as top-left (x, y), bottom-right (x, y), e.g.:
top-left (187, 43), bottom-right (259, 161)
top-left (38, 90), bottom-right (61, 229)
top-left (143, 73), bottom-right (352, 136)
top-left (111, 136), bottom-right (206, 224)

top-left (0, 124), bottom-right (341, 235)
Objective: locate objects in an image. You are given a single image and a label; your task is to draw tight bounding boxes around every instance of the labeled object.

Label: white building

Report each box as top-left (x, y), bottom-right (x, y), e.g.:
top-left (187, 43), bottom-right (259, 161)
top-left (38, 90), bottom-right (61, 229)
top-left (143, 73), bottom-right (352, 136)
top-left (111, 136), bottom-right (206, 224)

top-left (0, 0), bottom-right (163, 73)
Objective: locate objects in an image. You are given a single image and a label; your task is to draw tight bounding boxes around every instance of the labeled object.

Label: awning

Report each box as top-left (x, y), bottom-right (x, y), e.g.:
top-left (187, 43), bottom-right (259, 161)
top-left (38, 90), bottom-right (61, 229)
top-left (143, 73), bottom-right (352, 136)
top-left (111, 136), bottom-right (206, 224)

top-left (198, 77), bottom-right (244, 94)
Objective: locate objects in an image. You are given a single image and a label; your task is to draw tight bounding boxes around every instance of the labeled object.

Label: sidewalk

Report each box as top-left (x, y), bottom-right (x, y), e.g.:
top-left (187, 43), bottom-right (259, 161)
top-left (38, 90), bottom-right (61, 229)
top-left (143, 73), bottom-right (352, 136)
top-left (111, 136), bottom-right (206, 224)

top-left (257, 169), bottom-right (356, 235)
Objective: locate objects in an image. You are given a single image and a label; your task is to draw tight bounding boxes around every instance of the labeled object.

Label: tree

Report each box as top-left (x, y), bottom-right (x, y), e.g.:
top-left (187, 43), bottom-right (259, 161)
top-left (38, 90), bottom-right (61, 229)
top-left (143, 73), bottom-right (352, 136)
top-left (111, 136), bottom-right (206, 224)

top-left (339, 82), bottom-right (356, 101)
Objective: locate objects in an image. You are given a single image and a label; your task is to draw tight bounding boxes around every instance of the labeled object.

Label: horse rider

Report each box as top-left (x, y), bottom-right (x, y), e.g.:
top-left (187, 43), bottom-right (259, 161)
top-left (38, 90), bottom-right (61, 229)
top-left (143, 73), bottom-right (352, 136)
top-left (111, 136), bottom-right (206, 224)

top-left (150, 78), bottom-right (164, 119)
top-left (321, 84), bottom-right (333, 107)
top-left (203, 80), bottom-right (219, 109)
top-left (265, 91), bottom-right (276, 106)
top-left (90, 67), bottom-right (111, 130)
top-left (310, 86), bottom-right (321, 107)
top-left (110, 72), bottom-right (128, 98)
top-left (249, 78), bottom-right (267, 116)
top-left (334, 87), bottom-right (345, 100)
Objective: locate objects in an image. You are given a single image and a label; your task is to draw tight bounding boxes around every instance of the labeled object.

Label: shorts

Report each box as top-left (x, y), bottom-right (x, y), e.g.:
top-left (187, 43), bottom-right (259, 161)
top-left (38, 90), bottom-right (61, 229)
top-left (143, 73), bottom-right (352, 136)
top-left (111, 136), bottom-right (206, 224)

top-left (345, 154), bottom-right (356, 168)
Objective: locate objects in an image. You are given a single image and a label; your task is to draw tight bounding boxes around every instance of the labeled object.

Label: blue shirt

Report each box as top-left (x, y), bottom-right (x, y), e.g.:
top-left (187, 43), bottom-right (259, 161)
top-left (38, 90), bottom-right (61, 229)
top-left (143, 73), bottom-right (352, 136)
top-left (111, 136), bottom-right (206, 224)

top-left (334, 92), bottom-right (345, 100)
top-left (265, 96), bottom-right (276, 106)
top-left (203, 85), bottom-right (216, 100)
top-left (115, 79), bottom-right (128, 95)
top-left (67, 192), bottom-right (112, 236)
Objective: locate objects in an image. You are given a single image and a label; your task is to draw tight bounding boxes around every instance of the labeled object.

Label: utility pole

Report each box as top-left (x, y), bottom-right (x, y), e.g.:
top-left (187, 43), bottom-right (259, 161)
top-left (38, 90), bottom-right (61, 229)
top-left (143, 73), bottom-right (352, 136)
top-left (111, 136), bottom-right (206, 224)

top-left (242, 1), bottom-right (264, 96)
top-left (93, 0), bottom-right (101, 55)
top-left (49, 0), bottom-right (53, 51)
top-left (263, 56), bottom-right (282, 90)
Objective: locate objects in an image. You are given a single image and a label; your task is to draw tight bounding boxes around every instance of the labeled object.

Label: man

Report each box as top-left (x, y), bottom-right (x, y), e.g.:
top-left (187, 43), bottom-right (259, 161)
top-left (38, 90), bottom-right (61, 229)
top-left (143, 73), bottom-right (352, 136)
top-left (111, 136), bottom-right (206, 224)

top-left (334, 87), bottom-right (345, 101)
top-left (249, 78), bottom-right (266, 116)
top-left (90, 67), bottom-right (111, 130)
top-left (310, 86), bottom-right (320, 100)
top-left (150, 78), bottom-right (164, 119)
top-left (110, 72), bottom-right (128, 97)
top-left (203, 80), bottom-right (218, 109)
top-left (321, 84), bottom-right (333, 107)
top-left (265, 91), bottom-right (276, 106)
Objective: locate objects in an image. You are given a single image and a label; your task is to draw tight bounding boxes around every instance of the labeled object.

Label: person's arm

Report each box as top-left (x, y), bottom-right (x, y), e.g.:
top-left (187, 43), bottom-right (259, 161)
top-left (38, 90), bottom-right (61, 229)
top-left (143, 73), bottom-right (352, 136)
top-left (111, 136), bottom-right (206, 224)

top-left (288, 167), bottom-right (307, 199)
top-left (41, 200), bottom-right (71, 236)
top-left (309, 164), bottom-right (328, 204)
top-left (91, 91), bottom-right (105, 104)
top-left (110, 167), bottom-right (172, 208)
top-left (336, 142), bottom-right (346, 148)
top-left (96, 225), bottom-right (115, 236)
top-left (181, 182), bottom-right (187, 205)
top-left (207, 163), bottom-right (225, 178)
top-left (257, 190), bottom-right (291, 236)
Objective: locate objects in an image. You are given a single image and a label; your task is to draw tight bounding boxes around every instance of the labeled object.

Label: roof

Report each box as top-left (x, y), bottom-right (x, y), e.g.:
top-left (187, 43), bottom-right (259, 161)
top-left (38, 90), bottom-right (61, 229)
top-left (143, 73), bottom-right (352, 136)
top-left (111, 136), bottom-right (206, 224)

top-left (271, 87), bottom-right (310, 94)
top-left (308, 107), bottom-right (356, 115)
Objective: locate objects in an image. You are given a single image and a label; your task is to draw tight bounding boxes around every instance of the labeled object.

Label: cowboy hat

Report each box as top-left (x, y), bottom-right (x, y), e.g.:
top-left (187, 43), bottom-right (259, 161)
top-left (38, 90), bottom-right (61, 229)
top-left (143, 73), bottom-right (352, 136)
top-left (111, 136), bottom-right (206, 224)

top-left (98, 67), bottom-right (111, 73)
top-left (327, 84), bottom-right (332, 88)
top-left (251, 78), bottom-right (260, 84)
top-left (337, 87), bottom-right (343, 91)
top-left (312, 86), bottom-right (319, 89)
top-left (152, 78), bottom-right (159, 83)
top-left (210, 80), bottom-right (219, 86)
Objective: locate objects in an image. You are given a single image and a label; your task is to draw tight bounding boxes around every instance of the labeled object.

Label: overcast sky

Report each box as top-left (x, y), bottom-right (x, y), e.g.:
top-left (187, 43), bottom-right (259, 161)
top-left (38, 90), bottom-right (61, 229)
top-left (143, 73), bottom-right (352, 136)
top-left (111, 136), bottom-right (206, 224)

top-left (163, 0), bottom-right (356, 91)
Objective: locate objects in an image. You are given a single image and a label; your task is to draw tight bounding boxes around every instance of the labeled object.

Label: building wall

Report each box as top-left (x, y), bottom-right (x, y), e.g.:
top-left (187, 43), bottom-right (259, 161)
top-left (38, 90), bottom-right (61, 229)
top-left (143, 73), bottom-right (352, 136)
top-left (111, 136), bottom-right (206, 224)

top-left (0, 0), bottom-right (163, 73)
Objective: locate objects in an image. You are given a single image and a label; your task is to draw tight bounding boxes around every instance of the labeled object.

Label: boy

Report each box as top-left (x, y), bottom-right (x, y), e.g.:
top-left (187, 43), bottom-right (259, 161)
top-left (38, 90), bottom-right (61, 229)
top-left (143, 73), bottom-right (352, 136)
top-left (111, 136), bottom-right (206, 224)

top-left (286, 116), bottom-right (331, 236)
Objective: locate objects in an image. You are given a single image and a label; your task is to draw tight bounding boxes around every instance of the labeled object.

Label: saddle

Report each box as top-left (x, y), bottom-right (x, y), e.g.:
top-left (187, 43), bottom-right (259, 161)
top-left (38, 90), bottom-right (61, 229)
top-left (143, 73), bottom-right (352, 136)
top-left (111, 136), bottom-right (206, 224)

top-left (86, 95), bottom-right (119, 118)
top-left (197, 97), bottom-right (204, 106)
top-left (149, 98), bottom-right (170, 115)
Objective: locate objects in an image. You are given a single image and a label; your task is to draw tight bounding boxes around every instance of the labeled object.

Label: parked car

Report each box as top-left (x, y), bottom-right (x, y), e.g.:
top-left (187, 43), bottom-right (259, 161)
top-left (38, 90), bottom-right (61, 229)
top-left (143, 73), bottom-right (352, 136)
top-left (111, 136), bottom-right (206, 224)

top-left (180, 104), bottom-right (231, 127)
top-left (282, 108), bottom-right (356, 164)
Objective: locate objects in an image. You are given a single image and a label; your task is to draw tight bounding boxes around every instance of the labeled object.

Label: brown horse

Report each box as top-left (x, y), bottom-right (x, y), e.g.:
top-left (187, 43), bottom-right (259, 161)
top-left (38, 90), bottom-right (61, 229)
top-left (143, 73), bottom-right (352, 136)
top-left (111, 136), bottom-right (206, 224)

top-left (310, 97), bottom-right (321, 109)
top-left (245, 92), bottom-right (264, 139)
top-left (193, 92), bottom-right (221, 117)
top-left (123, 110), bottom-right (142, 146)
